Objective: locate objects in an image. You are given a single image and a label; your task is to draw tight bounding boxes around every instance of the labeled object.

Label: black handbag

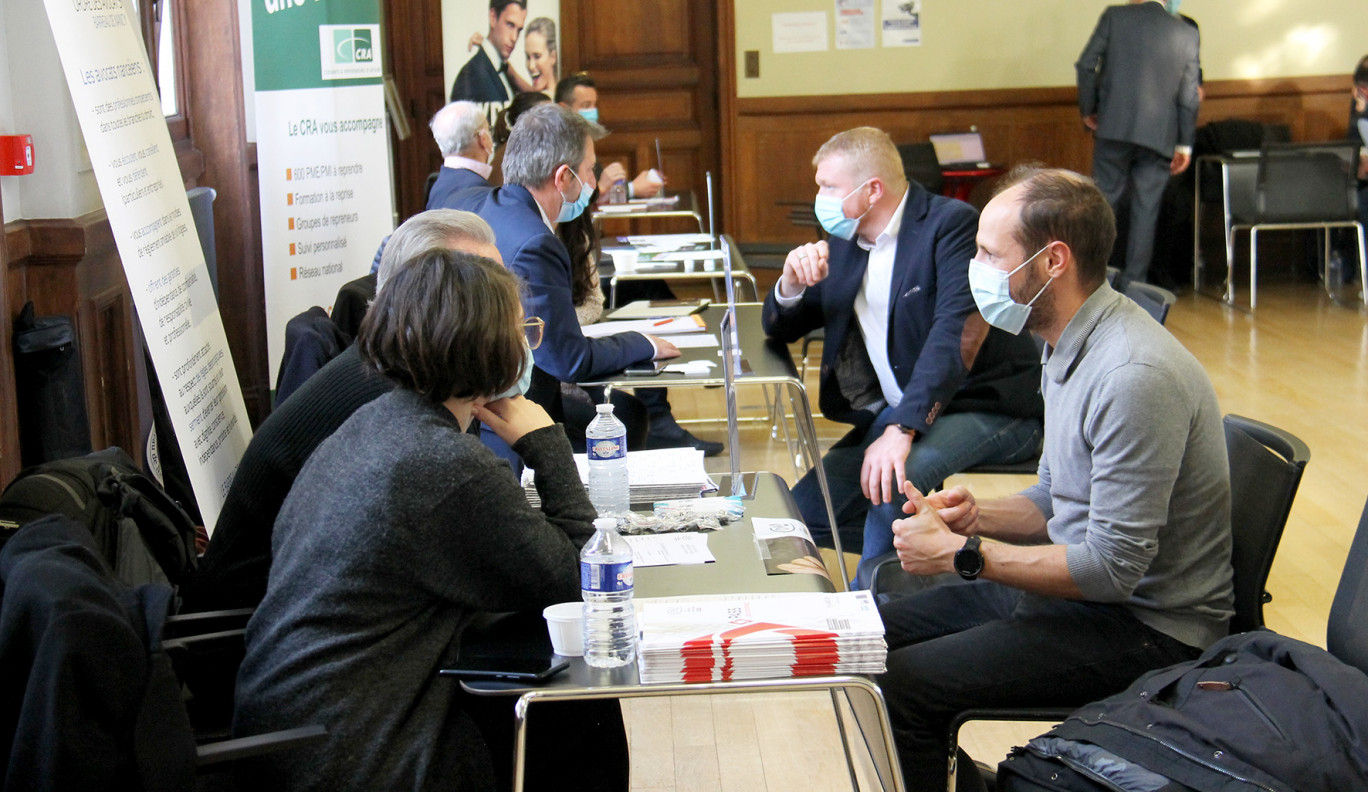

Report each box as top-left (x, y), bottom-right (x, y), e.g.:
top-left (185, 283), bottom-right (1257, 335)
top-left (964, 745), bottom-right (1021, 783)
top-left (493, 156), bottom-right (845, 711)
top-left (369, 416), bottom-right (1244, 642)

top-left (13, 301), bottom-right (92, 466)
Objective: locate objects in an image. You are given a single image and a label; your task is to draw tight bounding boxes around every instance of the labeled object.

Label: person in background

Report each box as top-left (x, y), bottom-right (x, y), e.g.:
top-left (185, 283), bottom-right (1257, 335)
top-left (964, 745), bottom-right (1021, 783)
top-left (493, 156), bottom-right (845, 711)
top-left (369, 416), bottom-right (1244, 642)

top-left (489, 89), bottom-right (552, 184)
top-left (555, 72), bottom-right (664, 200)
top-left (762, 127), bottom-right (1042, 585)
top-left (876, 167), bottom-right (1232, 792)
top-left (465, 16), bottom-right (558, 100)
top-left (427, 101), bottom-right (496, 210)
top-left (1350, 55), bottom-right (1368, 251)
top-left (1076, 0), bottom-right (1200, 290)
top-left (186, 211), bottom-right (501, 613)
top-left (233, 246), bottom-right (628, 792)
top-left (449, 0), bottom-right (526, 127)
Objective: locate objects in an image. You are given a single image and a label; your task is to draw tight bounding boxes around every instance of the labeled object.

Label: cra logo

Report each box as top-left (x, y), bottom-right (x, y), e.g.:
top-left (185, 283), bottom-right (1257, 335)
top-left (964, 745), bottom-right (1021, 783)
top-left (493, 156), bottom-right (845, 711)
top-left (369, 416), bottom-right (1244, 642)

top-left (318, 24), bottom-right (381, 79)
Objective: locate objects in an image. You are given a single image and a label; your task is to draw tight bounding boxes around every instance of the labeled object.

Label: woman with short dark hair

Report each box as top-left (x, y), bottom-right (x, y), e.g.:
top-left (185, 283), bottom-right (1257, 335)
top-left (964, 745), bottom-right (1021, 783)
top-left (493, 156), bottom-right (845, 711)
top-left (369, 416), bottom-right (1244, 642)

top-left (233, 249), bottom-right (622, 792)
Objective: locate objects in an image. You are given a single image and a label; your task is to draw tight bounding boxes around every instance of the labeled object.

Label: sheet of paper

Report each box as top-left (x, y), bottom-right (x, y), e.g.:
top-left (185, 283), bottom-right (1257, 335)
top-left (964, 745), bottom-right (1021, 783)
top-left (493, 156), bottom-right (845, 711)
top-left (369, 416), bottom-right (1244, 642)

top-left (663, 360), bottom-right (717, 375)
top-left (582, 316), bottom-right (706, 337)
top-left (772, 11), bottom-right (828, 53)
top-left (835, 0), bottom-right (875, 50)
top-left (654, 250), bottom-right (726, 262)
top-left (623, 234), bottom-right (714, 248)
top-left (622, 533), bottom-right (716, 567)
top-left (882, 0), bottom-right (922, 47)
top-left (668, 334), bottom-right (719, 349)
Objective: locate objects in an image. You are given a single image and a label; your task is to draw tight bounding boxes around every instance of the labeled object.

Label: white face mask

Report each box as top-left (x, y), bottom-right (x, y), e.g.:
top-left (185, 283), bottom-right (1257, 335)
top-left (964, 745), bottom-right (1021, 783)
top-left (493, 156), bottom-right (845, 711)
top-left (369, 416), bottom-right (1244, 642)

top-left (967, 243), bottom-right (1053, 335)
top-left (483, 130), bottom-right (496, 165)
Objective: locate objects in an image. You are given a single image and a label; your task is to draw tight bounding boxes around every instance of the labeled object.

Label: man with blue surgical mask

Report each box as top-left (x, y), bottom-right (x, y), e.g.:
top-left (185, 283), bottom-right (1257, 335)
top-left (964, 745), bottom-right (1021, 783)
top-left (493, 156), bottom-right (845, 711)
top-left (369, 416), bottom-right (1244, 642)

top-left (555, 73), bottom-right (664, 200)
top-left (875, 167), bottom-right (1232, 792)
top-left (449, 103), bottom-right (678, 462)
top-left (762, 126), bottom-right (1043, 586)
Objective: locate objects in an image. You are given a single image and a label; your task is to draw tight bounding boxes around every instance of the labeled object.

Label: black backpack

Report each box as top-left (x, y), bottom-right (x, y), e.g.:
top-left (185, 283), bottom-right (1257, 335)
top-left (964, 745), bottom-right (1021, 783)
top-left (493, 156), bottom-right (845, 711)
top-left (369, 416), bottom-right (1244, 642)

top-left (0, 447), bottom-right (198, 589)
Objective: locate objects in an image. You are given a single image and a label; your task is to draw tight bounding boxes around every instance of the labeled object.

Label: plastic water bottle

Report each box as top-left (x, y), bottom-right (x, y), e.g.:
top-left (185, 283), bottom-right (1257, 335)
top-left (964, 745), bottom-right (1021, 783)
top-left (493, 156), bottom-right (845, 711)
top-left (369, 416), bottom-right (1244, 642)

top-left (581, 516), bottom-right (636, 668)
top-left (586, 403), bottom-right (629, 517)
top-left (609, 178), bottom-right (628, 204)
top-left (1329, 250), bottom-right (1345, 293)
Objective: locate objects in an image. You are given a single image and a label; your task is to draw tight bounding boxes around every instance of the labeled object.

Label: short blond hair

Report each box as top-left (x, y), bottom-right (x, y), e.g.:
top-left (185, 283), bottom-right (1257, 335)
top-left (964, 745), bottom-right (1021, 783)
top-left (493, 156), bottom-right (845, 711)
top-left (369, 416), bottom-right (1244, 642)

top-left (812, 127), bottom-right (908, 191)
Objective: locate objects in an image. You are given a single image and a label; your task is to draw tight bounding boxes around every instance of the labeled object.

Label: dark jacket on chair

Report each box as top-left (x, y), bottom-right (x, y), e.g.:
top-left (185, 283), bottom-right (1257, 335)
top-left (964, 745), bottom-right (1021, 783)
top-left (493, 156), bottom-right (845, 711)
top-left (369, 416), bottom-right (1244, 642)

top-left (0, 516), bottom-right (195, 792)
top-left (762, 180), bottom-right (1042, 435)
top-left (274, 306), bottom-right (348, 406)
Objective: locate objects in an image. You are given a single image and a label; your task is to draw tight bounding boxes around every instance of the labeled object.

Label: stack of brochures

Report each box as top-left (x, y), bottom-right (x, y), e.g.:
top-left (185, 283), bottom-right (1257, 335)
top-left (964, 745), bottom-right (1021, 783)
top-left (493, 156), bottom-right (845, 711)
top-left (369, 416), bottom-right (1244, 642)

top-left (634, 591), bottom-right (887, 684)
top-left (520, 447), bottom-right (718, 507)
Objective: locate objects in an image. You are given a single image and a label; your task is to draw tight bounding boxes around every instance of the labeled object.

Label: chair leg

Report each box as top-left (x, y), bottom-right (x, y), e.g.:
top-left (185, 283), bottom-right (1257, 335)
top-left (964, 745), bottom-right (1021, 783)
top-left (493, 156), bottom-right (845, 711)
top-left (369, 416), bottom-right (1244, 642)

top-left (1358, 223), bottom-right (1367, 306)
top-left (1224, 224), bottom-right (1237, 305)
top-left (1249, 227), bottom-right (1259, 310)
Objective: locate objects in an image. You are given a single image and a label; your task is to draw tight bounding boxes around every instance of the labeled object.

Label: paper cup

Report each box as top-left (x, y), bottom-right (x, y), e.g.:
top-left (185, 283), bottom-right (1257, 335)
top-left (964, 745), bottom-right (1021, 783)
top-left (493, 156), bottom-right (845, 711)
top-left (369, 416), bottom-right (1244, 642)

top-left (613, 249), bottom-right (639, 273)
top-left (647, 168), bottom-right (664, 185)
top-left (543, 601), bottom-right (584, 657)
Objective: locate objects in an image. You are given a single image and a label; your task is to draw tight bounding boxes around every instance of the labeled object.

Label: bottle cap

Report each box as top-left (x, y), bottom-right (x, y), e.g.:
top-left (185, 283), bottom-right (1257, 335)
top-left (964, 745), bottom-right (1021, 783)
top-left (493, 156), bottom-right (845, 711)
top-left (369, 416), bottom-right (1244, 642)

top-left (593, 517), bottom-right (617, 531)
top-left (596, 403), bottom-right (614, 414)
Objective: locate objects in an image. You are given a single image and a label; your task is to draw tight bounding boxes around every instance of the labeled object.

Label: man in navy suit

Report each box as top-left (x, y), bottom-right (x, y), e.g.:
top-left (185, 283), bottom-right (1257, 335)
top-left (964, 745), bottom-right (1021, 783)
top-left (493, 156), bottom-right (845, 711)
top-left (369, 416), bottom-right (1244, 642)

top-left (763, 127), bottom-right (1043, 586)
top-left (450, 103), bottom-right (678, 451)
top-left (449, 0), bottom-right (525, 127)
top-left (426, 101), bottom-right (495, 210)
top-left (1077, 0), bottom-right (1200, 289)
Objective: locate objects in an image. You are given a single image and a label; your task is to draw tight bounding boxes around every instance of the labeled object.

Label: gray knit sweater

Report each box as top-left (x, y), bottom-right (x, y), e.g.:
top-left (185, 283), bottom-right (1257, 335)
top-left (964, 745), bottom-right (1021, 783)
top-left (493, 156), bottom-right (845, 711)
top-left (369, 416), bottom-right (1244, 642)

top-left (233, 389), bottom-right (595, 792)
top-left (1021, 283), bottom-right (1234, 650)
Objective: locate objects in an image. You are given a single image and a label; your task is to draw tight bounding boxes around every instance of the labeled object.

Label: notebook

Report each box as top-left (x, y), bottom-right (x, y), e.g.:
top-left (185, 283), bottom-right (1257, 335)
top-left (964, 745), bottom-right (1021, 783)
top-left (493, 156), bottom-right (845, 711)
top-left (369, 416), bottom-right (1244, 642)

top-left (929, 131), bottom-right (990, 169)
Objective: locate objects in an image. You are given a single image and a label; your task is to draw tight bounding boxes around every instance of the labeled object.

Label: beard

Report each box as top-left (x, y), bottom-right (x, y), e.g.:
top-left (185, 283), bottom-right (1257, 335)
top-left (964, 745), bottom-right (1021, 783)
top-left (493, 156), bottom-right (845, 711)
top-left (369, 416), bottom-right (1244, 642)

top-left (1015, 261), bottom-right (1055, 333)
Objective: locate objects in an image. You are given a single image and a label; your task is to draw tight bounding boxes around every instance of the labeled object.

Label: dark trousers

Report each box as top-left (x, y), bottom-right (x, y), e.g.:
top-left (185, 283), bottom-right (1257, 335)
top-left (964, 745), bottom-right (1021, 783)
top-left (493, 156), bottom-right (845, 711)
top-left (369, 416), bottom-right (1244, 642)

top-left (877, 581), bottom-right (1201, 792)
top-left (1093, 138), bottom-right (1174, 289)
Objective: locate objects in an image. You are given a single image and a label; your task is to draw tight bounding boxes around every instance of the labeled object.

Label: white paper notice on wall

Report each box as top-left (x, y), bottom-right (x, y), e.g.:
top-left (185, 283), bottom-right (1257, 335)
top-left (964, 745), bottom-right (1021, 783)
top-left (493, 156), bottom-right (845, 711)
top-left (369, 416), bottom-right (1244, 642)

top-left (772, 12), bottom-right (828, 53)
top-left (835, 0), bottom-right (875, 51)
top-left (882, 0), bottom-right (923, 48)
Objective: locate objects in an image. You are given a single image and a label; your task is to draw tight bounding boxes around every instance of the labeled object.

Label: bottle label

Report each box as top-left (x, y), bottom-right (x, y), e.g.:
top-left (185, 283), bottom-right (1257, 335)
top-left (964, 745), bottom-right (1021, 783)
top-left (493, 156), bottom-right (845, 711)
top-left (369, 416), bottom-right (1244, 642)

top-left (587, 434), bottom-right (626, 461)
top-left (581, 560), bottom-right (634, 593)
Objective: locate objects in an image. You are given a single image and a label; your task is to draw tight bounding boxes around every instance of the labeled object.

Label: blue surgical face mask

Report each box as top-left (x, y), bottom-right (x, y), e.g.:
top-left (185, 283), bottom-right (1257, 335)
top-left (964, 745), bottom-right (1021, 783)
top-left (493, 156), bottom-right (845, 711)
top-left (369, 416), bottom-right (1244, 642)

top-left (1166, 0), bottom-right (1182, 14)
top-left (577, 107), bottom-right (599, 124)
top-left (967, 243), bottom-right (1053, 335)
top-left (556, 168), bottom-right (593, 223)
top-left (812, 179), bottom-right (873, 241)
top-left (492, 342), bottom-right (534, 400)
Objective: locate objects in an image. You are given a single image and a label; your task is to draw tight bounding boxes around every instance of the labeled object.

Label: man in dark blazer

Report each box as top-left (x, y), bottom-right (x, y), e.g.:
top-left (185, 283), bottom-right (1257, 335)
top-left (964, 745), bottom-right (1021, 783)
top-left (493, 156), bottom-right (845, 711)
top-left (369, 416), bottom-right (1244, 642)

top-left (449, 0), bottom-right (525, 127)
top-left (763, 127), bottom-right (1043, 586)
top-left (450, 103), bottom-right (678, 458)
top-left (426, 101), bottom-right (495, 210)
top-left (1077, 0), bottom-right (1201, 289)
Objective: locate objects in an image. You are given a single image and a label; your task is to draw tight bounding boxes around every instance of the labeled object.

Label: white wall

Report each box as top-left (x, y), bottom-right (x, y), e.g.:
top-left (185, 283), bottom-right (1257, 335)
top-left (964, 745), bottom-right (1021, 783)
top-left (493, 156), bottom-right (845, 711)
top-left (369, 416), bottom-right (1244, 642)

top-left (1, 0), bottom-right (104, 221)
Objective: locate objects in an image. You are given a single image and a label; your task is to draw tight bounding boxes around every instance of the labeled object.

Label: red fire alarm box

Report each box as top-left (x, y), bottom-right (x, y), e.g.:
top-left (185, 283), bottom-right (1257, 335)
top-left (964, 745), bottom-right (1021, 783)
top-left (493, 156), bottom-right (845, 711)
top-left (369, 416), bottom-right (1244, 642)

top-left (1, 135), bottom-right (35, 175)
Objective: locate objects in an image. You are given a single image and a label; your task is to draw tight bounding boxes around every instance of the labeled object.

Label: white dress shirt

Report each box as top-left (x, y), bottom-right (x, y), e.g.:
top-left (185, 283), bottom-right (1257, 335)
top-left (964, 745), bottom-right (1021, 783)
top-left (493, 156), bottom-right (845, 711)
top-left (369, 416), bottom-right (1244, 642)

top-left (775, 187), bottom-right (911, 407)
top-left (442, 154), bottom-right (492, 181)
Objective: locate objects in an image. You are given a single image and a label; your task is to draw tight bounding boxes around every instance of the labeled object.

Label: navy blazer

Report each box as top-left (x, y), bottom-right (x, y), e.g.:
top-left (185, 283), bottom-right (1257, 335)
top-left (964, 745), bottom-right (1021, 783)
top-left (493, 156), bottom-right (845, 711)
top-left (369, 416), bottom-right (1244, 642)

top-left (1076, 2), bottom-right (1201, 156)
top-left (763, 181), bottom-right (1042, 434)
top-left (426, 166), bottom-right (491, 211)
top-left (451, 184), bottom-right (655, 388)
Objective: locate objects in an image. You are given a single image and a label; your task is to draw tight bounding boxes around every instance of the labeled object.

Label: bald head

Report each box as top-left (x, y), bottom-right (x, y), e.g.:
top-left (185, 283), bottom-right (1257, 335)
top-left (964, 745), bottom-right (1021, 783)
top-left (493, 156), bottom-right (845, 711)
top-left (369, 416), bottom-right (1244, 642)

top-left (989, 166), bottom-right (1115, 290)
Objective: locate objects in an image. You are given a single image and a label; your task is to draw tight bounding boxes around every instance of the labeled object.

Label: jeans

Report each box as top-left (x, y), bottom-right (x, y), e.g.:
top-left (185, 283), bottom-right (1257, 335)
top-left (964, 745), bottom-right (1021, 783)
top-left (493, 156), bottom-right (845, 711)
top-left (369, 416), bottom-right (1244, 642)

top-left (792, 408), bottom-right (1042, 584)
top-left (877, 581), bottom-right (1202, 792)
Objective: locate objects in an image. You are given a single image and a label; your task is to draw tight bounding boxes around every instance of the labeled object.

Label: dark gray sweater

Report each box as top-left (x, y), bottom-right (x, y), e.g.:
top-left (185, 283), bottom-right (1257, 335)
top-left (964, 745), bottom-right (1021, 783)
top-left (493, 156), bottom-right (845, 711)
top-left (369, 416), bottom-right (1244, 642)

top-left (233, 389), bottom-right (595, 791)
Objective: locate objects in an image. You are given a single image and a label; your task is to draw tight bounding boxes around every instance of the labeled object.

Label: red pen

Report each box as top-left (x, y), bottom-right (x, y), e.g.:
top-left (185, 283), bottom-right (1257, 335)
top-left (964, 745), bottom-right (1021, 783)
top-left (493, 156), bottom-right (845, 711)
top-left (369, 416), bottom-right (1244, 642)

top-left (653, 318), bottom-right (672, 326)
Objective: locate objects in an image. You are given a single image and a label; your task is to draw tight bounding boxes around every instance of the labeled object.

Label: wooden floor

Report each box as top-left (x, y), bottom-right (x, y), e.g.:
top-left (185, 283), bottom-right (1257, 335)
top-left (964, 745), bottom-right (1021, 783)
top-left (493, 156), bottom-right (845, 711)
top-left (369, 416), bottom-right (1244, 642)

top-left (623, 277), bottom-right (1368, 791)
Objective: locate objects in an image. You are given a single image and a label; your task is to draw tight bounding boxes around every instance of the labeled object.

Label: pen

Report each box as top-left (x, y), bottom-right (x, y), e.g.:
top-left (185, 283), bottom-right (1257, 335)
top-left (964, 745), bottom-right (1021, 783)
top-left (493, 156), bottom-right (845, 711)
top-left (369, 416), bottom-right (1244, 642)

top-left (653, 318), bottom-right (672, 326)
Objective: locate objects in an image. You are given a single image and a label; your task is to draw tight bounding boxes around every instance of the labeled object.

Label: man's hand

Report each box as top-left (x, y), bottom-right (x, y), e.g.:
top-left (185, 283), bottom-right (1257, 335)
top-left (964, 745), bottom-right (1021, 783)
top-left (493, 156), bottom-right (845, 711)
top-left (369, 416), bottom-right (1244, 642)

top-left (647, 335), bottom-right (680, 360)
top-left (474, 396), bottom-right (553, 447)
top-left (891, 484), bottom-right (962, 575)
top-left (597, 162), bottom-right (628, 196)
top-left (1359, 151), bottom-right (1368, 181)
top-left (907, 485), bottom-right (980, 536)
top-left (861, 425), bottom-right (913, 506)
top-left (467, 32), bottom-right (484, 51)
top-left (1083, 115), bottom-right (1099, 132)
top-left (630, 170), bottom-right (663, 199)
top-left (777, 241), bottom-right (830, 298)
top-left (1170, 151), bottom-right (1192, 175)
top-left (1354, 84), bottom-right (1368, 114)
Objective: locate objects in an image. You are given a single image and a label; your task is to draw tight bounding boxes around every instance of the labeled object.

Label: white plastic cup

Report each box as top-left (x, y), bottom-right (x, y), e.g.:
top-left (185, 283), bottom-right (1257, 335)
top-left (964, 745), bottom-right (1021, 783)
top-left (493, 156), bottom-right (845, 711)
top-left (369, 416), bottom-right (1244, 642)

top-left (543, 601), bottom-right (585, 657)
top-left (613, 249), bottom-right (639, 273)
top-left (647, 168), bottom-right (664, 185)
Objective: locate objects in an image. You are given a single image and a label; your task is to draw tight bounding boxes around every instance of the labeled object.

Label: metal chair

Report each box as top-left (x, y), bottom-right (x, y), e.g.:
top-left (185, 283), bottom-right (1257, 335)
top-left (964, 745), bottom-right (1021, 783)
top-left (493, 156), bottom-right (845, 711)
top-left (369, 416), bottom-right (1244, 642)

top-left (1226, 141), bottom-right (1367, 309)
top-left (870, 414), bottom-right (1310, 791)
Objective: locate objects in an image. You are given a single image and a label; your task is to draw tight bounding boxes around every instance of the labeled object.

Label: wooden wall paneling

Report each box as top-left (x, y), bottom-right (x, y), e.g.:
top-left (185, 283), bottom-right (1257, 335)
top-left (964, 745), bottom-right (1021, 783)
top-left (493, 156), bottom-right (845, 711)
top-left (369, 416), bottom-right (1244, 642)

top-left (184, 0), bottom-right (270, 425)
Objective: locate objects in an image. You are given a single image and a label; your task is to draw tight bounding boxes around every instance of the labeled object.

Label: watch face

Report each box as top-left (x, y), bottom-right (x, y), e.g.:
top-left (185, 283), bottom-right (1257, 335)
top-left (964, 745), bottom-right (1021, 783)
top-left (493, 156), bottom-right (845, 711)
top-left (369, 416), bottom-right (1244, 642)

top-left (954, 538), bottom-right (984, 579)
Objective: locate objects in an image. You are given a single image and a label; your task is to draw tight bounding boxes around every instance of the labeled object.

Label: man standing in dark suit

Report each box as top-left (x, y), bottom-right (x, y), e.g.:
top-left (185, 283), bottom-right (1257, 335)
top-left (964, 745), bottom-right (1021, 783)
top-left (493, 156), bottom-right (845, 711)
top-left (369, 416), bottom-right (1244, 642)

top-left (449, 103), bottom-right (678, 457)
top-left (426, 101), bottom-right (496, 210)
top-left (1077, 0), bottom-right (1200, 289)
top-left (762, 127), bottom-right (1043, 587)
top-left (450, 0), bottom-right (526, 127)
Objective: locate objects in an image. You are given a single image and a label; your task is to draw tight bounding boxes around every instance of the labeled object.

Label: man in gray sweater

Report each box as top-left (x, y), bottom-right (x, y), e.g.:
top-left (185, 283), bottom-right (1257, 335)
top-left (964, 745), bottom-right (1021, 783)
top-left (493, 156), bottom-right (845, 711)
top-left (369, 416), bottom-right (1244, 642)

top-left (876, 166), bottom-right (1233, 792)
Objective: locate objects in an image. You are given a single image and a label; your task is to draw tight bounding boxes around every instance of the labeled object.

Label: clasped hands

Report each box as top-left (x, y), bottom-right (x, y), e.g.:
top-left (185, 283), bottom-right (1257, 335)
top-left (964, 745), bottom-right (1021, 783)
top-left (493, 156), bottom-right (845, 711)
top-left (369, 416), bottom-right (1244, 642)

top-left (890, 481), bottom-right (980, 575)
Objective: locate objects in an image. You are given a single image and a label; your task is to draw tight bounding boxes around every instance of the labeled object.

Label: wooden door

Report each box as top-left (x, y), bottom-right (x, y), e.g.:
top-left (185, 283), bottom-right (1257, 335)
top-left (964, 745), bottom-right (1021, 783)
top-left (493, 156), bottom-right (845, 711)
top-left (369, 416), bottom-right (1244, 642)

top-left (385, 0), bottom-right (448, 224)
top-left (560, 0), bottom-right (720, 236)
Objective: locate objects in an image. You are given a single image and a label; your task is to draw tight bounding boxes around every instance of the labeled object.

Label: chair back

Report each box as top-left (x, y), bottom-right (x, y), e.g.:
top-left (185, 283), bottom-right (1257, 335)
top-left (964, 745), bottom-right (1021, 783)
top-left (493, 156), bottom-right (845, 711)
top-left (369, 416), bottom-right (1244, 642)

top-left (1254, 142), bottom-right (1360, 224)
top-left (896, 142), bottom-right (944, 196)
top-left (1122, 281), bottom-right (1176, 325)
top-left (1225, 414), bottom-right (1310, 634)
top-left (1328, 496), bottom-right (1368, 675)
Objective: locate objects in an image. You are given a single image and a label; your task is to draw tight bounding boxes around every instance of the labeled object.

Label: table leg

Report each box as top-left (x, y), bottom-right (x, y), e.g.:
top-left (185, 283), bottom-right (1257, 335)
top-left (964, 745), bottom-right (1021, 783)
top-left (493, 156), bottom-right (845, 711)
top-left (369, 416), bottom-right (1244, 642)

top-left (784, 379), bottom-right (847, 588)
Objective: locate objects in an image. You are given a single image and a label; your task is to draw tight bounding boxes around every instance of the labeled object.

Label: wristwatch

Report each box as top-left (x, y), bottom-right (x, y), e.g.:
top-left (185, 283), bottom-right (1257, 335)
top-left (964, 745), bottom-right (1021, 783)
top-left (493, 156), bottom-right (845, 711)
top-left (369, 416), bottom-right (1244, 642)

top-left (953, 535), bottom-right (985, 581)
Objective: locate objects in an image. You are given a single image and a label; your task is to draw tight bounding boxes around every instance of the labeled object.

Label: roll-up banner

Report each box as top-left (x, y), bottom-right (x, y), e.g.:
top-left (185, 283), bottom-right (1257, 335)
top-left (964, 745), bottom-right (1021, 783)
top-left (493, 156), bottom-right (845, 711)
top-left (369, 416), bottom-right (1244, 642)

top-left (42, 0), bottom-right (252, 532)
top-left (252, 0), bottom-right (393, 386)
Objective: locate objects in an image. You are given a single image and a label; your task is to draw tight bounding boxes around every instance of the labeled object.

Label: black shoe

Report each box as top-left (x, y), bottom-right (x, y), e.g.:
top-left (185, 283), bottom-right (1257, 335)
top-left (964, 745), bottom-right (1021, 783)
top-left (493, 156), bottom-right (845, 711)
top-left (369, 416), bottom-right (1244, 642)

top-left (645, 413), bottom-right (725, 457)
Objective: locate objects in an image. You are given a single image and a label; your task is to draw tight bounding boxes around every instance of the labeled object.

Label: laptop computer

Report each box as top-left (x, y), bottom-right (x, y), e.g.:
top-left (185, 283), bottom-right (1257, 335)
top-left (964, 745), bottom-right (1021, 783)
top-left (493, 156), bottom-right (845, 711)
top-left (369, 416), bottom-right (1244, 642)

top-left (928, 131), bottom-right (991, 169)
